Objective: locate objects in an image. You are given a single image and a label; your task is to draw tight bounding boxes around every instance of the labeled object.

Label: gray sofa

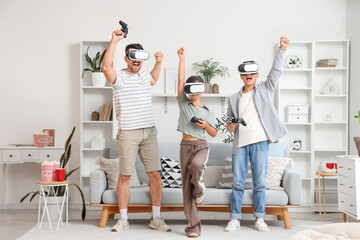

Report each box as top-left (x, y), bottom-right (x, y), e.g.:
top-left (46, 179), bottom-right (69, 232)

top-left (90, 141), bottom-right (301, 229)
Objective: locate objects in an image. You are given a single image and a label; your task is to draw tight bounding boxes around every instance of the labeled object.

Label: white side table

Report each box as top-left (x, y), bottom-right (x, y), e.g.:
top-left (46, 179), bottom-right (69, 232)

top-left (38, 180), bottom-right (69, 231)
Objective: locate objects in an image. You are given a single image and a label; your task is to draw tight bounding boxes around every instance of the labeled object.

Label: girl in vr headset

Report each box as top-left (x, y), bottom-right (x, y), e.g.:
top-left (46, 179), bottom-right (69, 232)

top-left (176, 47), bottom-right (217, 238)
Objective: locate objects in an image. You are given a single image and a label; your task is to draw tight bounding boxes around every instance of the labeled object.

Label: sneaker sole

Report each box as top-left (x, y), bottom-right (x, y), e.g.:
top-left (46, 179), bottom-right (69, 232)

top-left (149, 223), bottom-right (171, 232)
top-left (195, 195), bottom-right (205, 205)
top-left (111, 225), bottom-right (129, 232)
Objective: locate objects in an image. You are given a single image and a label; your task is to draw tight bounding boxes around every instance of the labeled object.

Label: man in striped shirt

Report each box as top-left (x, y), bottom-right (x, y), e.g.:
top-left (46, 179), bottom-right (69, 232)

top-left (101, 28), bottom-right (171, 232)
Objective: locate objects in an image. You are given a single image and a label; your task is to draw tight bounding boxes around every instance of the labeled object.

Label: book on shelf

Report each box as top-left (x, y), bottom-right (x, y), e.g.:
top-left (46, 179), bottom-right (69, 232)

top-left (99, 104), bottom-right (106, 121)
top-left (317, 58), bottom-right (339, 63)
top-left (105, 104), bottom-right (113, 121)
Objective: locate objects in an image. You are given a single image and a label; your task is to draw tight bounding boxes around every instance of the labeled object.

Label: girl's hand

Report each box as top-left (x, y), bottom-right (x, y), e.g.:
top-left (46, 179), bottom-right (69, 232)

top-left (196, 118), bottom-right (207, 129)
top-left (177, 47), bottom-right (185, 60)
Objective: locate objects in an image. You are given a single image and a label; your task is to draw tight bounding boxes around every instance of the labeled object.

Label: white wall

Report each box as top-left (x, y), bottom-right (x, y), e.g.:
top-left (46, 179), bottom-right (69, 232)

top-left (347, 0), bottom-right (360, 154)
top-left (0, 0), bottom-right (348, 207)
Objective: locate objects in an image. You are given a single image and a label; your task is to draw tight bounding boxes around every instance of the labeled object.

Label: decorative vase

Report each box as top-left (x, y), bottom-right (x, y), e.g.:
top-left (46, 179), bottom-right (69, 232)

top-left (355, 137), bottom-right (360, 156)
top-left (204, 83), bottom-right (212, 94)
top-left (212, 85), bottom-right (219, 94)
top-left (91, 72), bottom-right (106, 87)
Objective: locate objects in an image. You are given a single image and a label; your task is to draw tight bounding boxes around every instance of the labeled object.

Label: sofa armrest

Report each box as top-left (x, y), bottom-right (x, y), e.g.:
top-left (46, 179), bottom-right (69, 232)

top-left (89, 168), bottom-right (107, 204)
top-left (282, 169), bottom-right (302, 205)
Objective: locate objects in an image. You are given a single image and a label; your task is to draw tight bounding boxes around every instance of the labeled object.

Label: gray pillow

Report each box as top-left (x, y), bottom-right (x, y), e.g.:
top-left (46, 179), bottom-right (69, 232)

top-left (95, 156), bottom-right (141, 189)
top-left (203, 166), bottom-right (223, 188)
top-left (217, 156), bottom-right (253, 189)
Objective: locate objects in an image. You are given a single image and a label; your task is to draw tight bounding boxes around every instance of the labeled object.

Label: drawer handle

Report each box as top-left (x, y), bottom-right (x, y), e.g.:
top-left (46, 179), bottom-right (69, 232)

top-left (28, 154), bottom-right (31, 157)
top-left (349, 186), bottom-right (353, 189)
top-left (47, 155), bottom-right (50, 157)
top-left (9, 154), bottom-right (13, 157)
top-left (350, 204), bottom-right (354, 207)
top-left (339, 166), bottom-right (343, 168)
top-left (340, 184), bottom-right (344, 186)
top-left (341, 201), bottom-right (344, 203)
top-left (348, 168), bottom-right (352, 170)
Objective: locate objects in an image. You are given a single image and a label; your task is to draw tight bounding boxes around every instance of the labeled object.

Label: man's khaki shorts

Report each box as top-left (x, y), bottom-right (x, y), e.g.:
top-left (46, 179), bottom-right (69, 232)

top-left (116, 126), bottom-right (160, 175)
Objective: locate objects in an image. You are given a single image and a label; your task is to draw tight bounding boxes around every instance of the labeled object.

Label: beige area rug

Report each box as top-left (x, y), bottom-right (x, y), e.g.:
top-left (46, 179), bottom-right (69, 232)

top-left (17, 218), bottom-right (330, 240)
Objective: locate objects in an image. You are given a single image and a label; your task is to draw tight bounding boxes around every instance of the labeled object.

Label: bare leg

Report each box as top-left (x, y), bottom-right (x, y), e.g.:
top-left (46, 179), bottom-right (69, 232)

top-left (117, 174), bottom-right (131, 210)
top-left (147, 171), bottom-right (162, 207)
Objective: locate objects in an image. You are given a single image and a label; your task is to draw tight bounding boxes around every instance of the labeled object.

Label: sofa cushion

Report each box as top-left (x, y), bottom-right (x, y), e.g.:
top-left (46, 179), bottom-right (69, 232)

top-left (160, 157), bottom-right (182, 188)
top-left (101, 187), bottom-right (288, 205)
top-left (95, 156), bottom-right (141, 189)
top-left (217, 156), bottom-right (253, 189)
top-left (203, 166), bottom-right (222, 188)
top-left (266, 157), bottom-right (294, 190)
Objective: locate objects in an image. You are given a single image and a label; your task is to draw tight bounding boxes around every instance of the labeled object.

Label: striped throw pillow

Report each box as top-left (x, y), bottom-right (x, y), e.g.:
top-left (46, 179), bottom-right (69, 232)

top-left (217, 156), bottom-right (253, 189)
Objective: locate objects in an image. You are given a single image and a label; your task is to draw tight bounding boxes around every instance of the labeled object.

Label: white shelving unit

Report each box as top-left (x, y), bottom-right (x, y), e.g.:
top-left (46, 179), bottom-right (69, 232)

top-left (80, 40), bottom-right (120, 202)
top-left (276, 40), bottom-right (349, 212)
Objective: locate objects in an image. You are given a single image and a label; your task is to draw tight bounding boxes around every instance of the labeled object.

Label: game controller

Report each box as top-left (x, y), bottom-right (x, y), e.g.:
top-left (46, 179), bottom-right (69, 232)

top-left (191, 116), bottom-right (202, 124)
top-left (118, 20), bottom-right (128, 38)
top-left (228, 117), bottom-right (247, 126)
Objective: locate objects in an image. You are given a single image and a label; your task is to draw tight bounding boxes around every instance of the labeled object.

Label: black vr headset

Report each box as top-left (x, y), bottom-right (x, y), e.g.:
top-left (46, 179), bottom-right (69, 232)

top-left (184, 83), bottom-right (205, 94)
top-left (238, 61), bottom-right (259, 75)
top-left (126, 49), bottom-right (149, 61)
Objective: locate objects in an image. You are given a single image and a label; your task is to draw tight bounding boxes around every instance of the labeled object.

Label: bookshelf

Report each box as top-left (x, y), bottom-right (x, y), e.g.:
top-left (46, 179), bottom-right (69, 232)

top-left (275, 40), bottom-right (349, 212)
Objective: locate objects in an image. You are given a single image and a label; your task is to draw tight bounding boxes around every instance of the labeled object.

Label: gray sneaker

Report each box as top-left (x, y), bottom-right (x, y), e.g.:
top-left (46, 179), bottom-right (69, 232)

top-left (111, 218), bottom-right (129, 232)
top-left (149, 217), bottom-right (171, 232)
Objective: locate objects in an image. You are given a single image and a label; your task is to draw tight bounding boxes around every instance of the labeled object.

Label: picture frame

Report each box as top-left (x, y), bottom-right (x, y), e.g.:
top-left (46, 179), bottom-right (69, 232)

top-left (43, 129), bottom-right (55, 146)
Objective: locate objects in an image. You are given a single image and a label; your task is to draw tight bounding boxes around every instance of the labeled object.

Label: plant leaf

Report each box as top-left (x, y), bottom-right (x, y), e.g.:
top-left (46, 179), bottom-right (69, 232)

top-left (30, 191), bottom-right (40, 202)
top-left (20, 192), bottom-right (32, 203)
top-left (65, 167), bottom-right (79, 179)
top-left (69, 183), bottom-right (87, 221)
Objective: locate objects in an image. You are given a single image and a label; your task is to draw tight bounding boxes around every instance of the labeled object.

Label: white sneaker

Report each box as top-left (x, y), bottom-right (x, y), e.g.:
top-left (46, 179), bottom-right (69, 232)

top-left (111, 218), bottom-right (129, 232)
top-left (225, 219), bottom-right (240, 232)
top-left (149, 217), bottom-right (172, 232)
top-left (187, 232), bottom-right (199, 238)
top-left (255, 218), bottom-right (269, 232)
top-left (195, 193), bottom-right (205, 205)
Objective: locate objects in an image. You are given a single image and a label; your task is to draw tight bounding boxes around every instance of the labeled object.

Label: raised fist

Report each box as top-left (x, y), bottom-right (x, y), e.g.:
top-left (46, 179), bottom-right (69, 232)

top-left (154, 52), bottom-right (164, 63)
top-left (177, 47), bottom-right (185, 60)
top-left (280, 36), bottom-right (290, 50)
top-left (112, 29), bottom-right (124, 42)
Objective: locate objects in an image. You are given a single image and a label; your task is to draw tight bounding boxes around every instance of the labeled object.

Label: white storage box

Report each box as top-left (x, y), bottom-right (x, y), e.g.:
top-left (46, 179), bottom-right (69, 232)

top-left (288, 114), bottom-right (308, 123)
top-left (287, 105), bottom-right (309, 123)
top-left (287, 105), bottom-right (309, 115)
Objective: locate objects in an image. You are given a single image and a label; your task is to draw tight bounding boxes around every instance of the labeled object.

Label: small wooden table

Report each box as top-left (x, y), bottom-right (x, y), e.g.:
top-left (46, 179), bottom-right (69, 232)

top-left (316, 171), bottom-right (337, 220)
top-left (37, 180), bottom-right (69, 231)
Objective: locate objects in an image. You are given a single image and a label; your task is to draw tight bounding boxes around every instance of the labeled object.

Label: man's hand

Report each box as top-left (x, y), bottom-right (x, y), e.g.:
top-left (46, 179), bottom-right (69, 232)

top-left (196, 118), bottom-right (207, 129)
top-left (177, 47), bottom-right (185, 60)
top-left (227, 121), bottom-right (236, 132)
top-left (280, 36), bottom-right (290, 51)
top-left (111, 29), bottom-right (125, 43)
top-left (154, 52), bottom-right (164, 63)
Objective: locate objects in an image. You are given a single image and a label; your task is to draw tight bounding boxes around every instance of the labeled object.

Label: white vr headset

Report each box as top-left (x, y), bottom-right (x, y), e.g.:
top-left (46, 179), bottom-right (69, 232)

top-left (126, 49), bottom-right (149, 61)
top-left (238, 61), bottom-right (259, 75)
top-left (184, 83), bottom-right (205, 94)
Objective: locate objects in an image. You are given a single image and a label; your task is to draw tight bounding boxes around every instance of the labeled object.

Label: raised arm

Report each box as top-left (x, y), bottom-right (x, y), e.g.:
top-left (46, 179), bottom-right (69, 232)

top-left (264, 36), bottom-right (290, 93)
top-left (101, 29), bottom-right (124, 84)
top-left (177, 47), bottom-right (186, 98)
top-left (150, 52), bottom-right (164, 85)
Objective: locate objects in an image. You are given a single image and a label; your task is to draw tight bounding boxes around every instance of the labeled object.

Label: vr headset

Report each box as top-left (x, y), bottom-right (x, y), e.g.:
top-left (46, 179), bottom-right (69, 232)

top-left (184, 83), bottom-right (205, 95)
top-left (238, 61), bottom-right (259, 75)
top-left (126, 49), bottom-right (149, 61)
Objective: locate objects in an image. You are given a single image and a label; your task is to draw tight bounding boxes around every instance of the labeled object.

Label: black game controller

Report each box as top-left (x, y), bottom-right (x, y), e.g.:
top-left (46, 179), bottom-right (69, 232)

top-left (119, 20), bottom-right (128, 38)
top-left (228, 117), bottom-right (247, 126)
top-left (191, 116), bottom-right (202, 124)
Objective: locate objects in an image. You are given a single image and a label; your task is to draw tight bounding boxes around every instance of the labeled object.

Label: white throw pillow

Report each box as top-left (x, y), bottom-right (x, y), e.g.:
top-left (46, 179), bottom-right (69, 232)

top-left (265, 157), bottom-right (294, 191)
top-left (95, 156), bottom-right (141, 189)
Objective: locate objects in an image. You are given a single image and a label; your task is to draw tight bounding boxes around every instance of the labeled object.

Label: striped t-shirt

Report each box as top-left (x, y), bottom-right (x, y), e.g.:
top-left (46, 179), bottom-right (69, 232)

top-left (111, 68), bottom-right (154, 130)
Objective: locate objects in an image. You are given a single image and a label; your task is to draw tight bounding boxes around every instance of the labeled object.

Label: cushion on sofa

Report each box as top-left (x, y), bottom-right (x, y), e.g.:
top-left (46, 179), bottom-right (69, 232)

top-left (203, 166), bottom-right (223, 187)
top-left (266, 157), bottom-right (294, 190)
top-left (95, 156), bottom-right (142, 189)
top-left (160, 157), bottom-right (182, 188)
top-left (217, 156), bottom-right (253, 189)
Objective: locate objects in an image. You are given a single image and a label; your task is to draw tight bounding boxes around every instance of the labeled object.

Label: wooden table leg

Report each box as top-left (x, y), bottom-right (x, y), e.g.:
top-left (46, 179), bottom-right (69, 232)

top-left (322, 176), bottom-right (326, 220)
top-left (342, 213), bottom-right (347, 222)
top-left (318, 172), bottom-right (322, 220)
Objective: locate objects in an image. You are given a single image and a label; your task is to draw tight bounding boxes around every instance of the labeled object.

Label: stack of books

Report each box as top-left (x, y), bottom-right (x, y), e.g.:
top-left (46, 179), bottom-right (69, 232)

top-left (99, 103), bottom-right (113, 121)
top-left (316, 58), bottom-right (338, 68)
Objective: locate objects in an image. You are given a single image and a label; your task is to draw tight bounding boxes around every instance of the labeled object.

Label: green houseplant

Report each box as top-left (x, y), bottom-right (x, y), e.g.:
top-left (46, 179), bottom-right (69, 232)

top-left (82, 47), bottom-right (107, 87)
top-left (20, 127), bottom-right (86, 221)
top-left (354, 110), bottom-right (360, 156)
top-left (192, 58), bottom-right (229, 93)
top-left (215, 115), bottom-right (234, 143)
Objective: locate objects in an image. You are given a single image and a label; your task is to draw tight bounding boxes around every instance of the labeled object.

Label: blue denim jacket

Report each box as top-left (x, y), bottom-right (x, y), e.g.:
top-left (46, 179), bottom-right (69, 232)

top-left (227, 49), bottom-right (288, 154)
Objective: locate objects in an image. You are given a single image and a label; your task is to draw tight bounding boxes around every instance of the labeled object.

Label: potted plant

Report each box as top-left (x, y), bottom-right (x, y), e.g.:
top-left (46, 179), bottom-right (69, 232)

top-left (192, 58), bottom-right (229, 93)
top-left (20, 127), bottom-right (86, 221)
top-left (212, 83), bottom-right (219, 94)
top-left (215, 115), bottom-right (234, 143)
top-left (354, 110), bottom-right (360, 156)
top-left (82, 47), bottom-right (107, 87)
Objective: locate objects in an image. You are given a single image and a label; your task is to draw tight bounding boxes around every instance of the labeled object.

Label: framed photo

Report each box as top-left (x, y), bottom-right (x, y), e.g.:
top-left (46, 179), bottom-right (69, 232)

top-left (43, 129), bottom-right (55, 146)
top-left (164, 68), bottom-right (178, 94)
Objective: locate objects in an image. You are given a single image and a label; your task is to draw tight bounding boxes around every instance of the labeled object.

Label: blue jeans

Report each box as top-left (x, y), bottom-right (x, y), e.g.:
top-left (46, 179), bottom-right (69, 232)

top-left (230, 140), bottom-right (269, 219)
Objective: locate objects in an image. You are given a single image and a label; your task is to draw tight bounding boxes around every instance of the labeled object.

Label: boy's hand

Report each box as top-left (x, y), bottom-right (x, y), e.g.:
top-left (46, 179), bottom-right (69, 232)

top-left (177, 47), bottom-right (185, 60)
top-left (196, 118), bottom-right (207, 129)
top-left (280, 36), bottom-right (290, 51)
top-left (227, 121), bottom-right (236, 132)
top-left (154, 52), bottom-right (164, 63)
top-left (112, 29), bottom-right (124, 43)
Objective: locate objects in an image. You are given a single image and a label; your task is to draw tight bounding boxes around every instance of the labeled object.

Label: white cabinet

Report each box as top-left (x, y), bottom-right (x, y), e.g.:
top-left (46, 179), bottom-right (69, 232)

top-left (337, 156), bottom-right (360, 219)
top-left (276, 40), bottom-right (349, 212)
